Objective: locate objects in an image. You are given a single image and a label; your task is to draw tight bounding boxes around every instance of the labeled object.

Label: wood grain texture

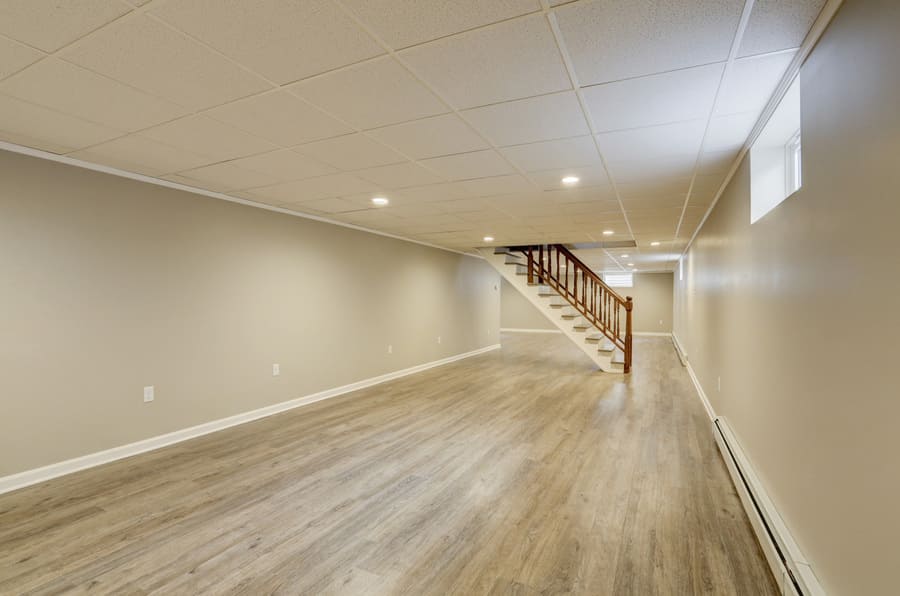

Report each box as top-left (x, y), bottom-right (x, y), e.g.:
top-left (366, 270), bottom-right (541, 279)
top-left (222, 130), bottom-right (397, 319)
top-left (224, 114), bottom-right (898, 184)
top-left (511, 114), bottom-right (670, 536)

top-left (0, 334), bottom-right (777, 595)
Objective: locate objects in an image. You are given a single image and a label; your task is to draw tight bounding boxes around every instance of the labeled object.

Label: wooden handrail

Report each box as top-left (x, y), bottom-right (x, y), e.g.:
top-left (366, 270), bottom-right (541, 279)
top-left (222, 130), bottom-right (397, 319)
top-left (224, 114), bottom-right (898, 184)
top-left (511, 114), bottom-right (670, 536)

top-left (514, 244), bottom-right (633, 373)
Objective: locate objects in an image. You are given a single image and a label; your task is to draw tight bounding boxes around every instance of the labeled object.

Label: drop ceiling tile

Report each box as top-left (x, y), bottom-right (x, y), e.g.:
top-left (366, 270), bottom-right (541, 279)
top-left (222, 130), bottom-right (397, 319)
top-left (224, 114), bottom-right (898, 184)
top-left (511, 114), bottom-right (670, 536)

top-left (174, 161), bottom-right (279, 192)
top-left (596, 119), bottom-right (706, 164)
top-left (583, 63), bottom-right (724, 132)
top-left (739, 0), bottom-right (826, 57)
top-left (558, 200), bottom-right (622, 216)
top-left (460, 174), bottom-right (534, 197)
top-left (385, 203), bottom-right (453, 219)
top-left (716, 52), bottom-right (795, 115)
top-left (296, 133), bottom-right (406, 171)
top-left (205, 91), bottom-right (352, 147)
top-left (434, 198), bottom-right (495, 214)
top-left (341, 0), bottom-right (539, 49)
top-left (355, 161), bottom-right (445, 188)
top-left (395, 182), bottom-right (474, 202)
top-left (698, 149), bottom-right (739, 176)
top-left (705, 112), bottom-right (758, 153)
top-left (617, 177), bottom-right (691, 200)
top-left (0, 59), bottom-right (189, 132)
top-left (462, 91), bottom-right (589, 146)
top-left (400, 14), bottom-right (570, 109)
top-left (542, 185), bottom-right (617, 203)
top-left (420, 149), bottom-right (515, 180)
top-left (289, 56), bottom-right (448, 130)
top-left (163, 173), bottom-right (235, 194)
top-left (150, 0), bottom-right (383, 84)
top-left (0, 0), bottom-right (131, 52)
top-left (621, 195), bottom-right (687, 210)
top-left (63, 15), bottom-right (270, 110)
top-left (228, 150), bottom-right (338, 182)
top-left (555, 0), bottom-right (743, 84)
top-left (248, 173), bottom-right (377, 204)
top-left (141, 115), bottom-right (277, 161)
top-left (367, 113), bottom-right (488, 160)
top-left (68, 134), bottom-right (213, 175)
top-left (609, 155), bottom-right (697, 184)
top-left (500, 136), bottom-right (600, 172)
top-left (290, 196), bottom-right (361, 214)
top-left (528, 166), bottom-right (611, 191)
top-left (0, 94), bottom-right (121, 154)
top-left (0, 36), bottom-right (45, 80)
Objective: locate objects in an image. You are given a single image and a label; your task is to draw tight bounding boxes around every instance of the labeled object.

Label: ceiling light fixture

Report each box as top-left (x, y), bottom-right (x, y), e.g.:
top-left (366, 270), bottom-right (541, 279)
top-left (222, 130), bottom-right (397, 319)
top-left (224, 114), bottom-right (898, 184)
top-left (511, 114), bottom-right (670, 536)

top-left (561, 176), bottom-right (580, 185)
top-left (483, 236), bottom-right (494, 242)
top-left (650, 241), bottom-right (661, 246)
top-left (602, 230), bottom-right (614, 236)
top-left (627, 263), bottom-right (634, 267)
top-left (371, 197), bottom-right (389, 206)
top-left (621, 254), bottom-right (629, 258)
top-left (632, 268), bottom-right (638, 272)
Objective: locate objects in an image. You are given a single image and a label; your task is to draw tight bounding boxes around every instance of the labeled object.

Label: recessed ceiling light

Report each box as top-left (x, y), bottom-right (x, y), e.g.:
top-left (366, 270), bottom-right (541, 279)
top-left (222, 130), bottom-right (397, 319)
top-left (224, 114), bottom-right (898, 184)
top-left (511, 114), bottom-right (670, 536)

top-left (631, 268), bottom-right (638, 272)
top-left (650, 241), bottom-right (660, 246)
top-left (602, 230), bottom-right (614, 236)
top-left (627, 263), bottom-right (634, 267)
top-left (483, 236), bottom-right (494, 242)
top-left (371, 197), bottom-right (389, 206)
top-left (621, 254), bottom-right (629, 258)
top-left (561, 176), bottom-right (580, 185)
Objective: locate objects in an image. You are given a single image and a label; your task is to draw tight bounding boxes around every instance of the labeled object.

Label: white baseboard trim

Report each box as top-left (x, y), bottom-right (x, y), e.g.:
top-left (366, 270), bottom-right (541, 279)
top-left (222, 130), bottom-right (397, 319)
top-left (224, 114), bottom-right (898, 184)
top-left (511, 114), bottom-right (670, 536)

top-left (633, 331), bottom-right (672, 337)
top-left (500, 327), bottom-right (562, 333)
top-left (682, 354), bottom-right (825, 595)
top-left (0, 343), bottom-right (500, 496)
top-left (671, 332), bottom-right (688, 363)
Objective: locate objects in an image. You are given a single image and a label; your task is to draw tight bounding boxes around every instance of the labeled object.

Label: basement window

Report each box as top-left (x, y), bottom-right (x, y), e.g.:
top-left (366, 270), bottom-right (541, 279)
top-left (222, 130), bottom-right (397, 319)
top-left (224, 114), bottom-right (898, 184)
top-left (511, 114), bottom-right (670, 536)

top-left (603, 273), bottom-right (633, 288)
top-left (750, 77), bottom-right (802, 223)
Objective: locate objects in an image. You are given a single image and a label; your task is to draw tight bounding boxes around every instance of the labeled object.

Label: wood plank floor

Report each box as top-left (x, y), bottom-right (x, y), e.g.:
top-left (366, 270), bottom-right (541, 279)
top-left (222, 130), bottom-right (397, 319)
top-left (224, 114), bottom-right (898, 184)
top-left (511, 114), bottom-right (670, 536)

top-left (0, 334), bottom-right (777, 595)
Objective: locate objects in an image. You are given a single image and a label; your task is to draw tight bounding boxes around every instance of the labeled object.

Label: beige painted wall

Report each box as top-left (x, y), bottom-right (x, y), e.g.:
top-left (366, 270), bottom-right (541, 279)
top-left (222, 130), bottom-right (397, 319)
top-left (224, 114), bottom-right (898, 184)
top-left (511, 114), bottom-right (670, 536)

top-left (673, 1), bottom-right (900, 593)
top-left (0, 150), bottom-right (500, 477)
top-left (502, 272), bottom-right (673, 333)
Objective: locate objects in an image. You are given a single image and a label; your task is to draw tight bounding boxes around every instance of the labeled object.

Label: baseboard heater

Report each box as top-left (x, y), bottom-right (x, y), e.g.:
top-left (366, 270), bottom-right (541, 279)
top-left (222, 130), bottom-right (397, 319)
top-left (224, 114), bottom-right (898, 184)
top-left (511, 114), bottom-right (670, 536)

top-left (712, 418), bottom-right (825, 596)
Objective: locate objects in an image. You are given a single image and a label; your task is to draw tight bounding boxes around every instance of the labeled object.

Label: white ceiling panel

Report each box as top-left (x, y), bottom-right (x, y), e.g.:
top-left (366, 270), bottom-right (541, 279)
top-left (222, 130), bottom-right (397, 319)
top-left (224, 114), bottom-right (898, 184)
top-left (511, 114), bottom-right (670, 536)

top-left (617, 177), bottom-right (691, 200)
top-left (400, 14), bottom-right (570, 109)
top-left (705, 112), bottom-right (759, 153)
top-left (205, 91), bottom-right (352, 147)
top-left (739, 0), bottom-right (826, 57)
top-left (355, 161), bottom-right (445, 188)
top-left (394, 182), bottom-right (474, 202)
top-left (501, 136), bottom-right (600, 172)
top-left (367, 113), bottom-right (488, 160)
top-left (420, 149), bottom-right (516, 181)
top-left (150, 0), bottom-right (384, 84)
top-left (341, 0), bottom-right (540, 50)
top-left (295, 133), bottom-right (406, 171)
top-left (227, 150), bottom-right (338, 182)
top-left (597, 119), bottom-right (706, 164)
top-left (0, 0), bottom-right (130, 53)
top-left (287, 196), bottom-right (362, 214)
top-left (0, 59), bottom-right (189, 132)
top-left (0, 36), bottom-right (44, 80)
top-left (173, 162), bottom-right (278, 192)
top-left (289, 56), bottom-right (447, 130)
top-left (462, 91), bottom-right (589, 147)
top-left (141, 115), bottom-right (277, 162)
top-left (0, 94), bottom-right (121, 154)
top-left (555, 0), bottom-right (743, 85)
top-left (248, 173), bottom-right (377, 204)
top-left (716, 51), bottom-right (795, 115)
top-left (608, 155), bottom-right (697, 184)
top-left (460, 174), bottom-right (534, 197)
top-left (63, 16), bottom-right (270, 110)
top-left (583, 63), bottom-right (724, 132)
top-left (68, 134), bottom-right (213, 176)
top-left (698, 149), bottom-right (740, 176)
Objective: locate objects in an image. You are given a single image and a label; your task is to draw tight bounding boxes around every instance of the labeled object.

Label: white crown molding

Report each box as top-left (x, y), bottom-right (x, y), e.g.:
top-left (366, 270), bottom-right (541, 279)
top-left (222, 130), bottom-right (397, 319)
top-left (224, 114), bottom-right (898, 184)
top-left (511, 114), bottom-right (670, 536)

top-left (0, 343), bottom-right (501, 495)
top-left (0, 140), bottom-right (482, 260)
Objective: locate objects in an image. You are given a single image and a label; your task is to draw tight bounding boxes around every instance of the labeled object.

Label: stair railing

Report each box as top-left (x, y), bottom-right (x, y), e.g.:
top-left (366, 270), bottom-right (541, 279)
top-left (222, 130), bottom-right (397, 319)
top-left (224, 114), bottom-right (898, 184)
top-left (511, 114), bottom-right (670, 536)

top-left (516, 244), bottom-right (633, 373)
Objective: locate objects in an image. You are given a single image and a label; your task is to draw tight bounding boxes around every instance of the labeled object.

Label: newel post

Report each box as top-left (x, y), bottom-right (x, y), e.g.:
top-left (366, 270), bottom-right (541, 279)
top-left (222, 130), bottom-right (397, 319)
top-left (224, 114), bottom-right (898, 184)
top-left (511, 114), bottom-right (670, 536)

top-left (624, 296), bottom-right (634, 374)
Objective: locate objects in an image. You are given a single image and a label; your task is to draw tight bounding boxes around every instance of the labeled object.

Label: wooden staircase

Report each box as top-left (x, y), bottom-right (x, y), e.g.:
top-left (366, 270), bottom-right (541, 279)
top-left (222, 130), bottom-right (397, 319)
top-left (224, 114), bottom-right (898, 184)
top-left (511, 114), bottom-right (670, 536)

top-left (480, 244), bottom-right (633, 373)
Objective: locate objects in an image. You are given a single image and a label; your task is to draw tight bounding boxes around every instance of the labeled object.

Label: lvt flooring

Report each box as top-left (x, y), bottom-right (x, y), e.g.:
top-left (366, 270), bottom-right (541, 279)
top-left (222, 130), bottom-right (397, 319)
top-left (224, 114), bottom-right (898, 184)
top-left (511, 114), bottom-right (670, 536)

top-left (0, 333), bottom-right (777, 595)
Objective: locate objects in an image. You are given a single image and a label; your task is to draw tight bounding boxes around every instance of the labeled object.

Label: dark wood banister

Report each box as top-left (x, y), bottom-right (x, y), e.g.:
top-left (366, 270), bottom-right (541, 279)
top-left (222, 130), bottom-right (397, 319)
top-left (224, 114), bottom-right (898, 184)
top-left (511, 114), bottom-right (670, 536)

top-left (510, 244), bottom-right (633, 373)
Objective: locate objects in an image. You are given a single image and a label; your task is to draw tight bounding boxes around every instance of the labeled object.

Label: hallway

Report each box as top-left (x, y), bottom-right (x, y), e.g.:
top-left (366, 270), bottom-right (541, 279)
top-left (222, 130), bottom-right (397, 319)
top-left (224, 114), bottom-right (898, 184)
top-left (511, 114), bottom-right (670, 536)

top-left (0, 334), bottom-right (776, 594)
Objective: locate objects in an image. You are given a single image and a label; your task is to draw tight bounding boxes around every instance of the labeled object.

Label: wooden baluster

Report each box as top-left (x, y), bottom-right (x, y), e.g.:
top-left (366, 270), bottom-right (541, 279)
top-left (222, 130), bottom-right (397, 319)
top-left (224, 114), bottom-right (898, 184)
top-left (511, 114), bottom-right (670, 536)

top-left (625, 296), bottom-right (633, 374)
top-left (527, 247), bottom-right (534, 285)
top-left (538, 244), bottom-right (544, 283)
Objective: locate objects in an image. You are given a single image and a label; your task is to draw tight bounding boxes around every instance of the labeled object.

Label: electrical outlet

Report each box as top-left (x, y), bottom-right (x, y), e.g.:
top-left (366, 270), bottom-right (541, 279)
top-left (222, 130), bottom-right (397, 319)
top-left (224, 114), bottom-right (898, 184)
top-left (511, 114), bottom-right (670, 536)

top-left (437, 336), bottom-right (441, 344)
top-left (387, 344), bottom-right (392, 354)
top-left (272, 363), bottom-right (280, 377)
top-left (143, 386), bottom-right (154, 403)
